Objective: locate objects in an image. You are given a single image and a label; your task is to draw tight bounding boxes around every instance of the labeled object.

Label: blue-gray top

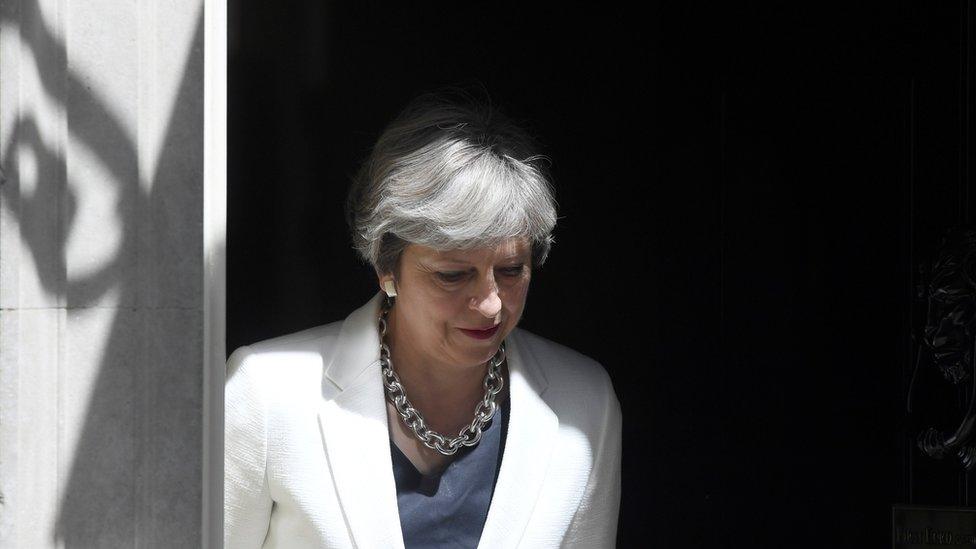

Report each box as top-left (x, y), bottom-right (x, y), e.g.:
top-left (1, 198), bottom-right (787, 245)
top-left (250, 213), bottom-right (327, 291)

top-left (390, 396), bottom-right (510, 549)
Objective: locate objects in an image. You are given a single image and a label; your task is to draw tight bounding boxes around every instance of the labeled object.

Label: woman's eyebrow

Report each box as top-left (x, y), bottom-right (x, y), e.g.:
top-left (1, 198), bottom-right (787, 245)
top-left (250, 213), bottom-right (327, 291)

top-left (435, 256), bottom-right (473, 264)
top-left (420, 259), bottom-right (472, 271)
top-left (434, 255), bottom-right (527, 265)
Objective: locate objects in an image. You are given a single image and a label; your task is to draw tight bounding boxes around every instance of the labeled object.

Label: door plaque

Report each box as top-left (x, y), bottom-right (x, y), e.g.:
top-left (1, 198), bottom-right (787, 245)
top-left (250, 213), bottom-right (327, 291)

top-left (893, 505), bottom-right (976, 547)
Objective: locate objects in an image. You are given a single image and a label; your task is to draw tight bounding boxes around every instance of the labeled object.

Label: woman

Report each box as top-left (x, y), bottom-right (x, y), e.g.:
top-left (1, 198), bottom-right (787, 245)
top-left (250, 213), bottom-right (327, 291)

top-left (225, 90), bottom-right (622, 548)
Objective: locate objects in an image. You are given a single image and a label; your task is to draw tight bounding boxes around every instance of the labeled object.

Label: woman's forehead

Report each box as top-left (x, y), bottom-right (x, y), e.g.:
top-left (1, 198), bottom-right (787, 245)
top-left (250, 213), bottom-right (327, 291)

top-left (409, 239), bottom-right (530, 263)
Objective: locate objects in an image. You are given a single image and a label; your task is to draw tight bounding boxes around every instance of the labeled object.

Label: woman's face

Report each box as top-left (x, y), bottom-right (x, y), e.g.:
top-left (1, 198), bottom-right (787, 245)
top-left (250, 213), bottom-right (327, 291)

top-left (381, 237), bottom-right (532, 369)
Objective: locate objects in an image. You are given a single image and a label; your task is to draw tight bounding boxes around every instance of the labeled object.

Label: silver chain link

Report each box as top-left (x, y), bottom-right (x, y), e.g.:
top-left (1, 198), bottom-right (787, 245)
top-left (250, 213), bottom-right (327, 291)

top-left (378, 296), bottom-right (505, 456)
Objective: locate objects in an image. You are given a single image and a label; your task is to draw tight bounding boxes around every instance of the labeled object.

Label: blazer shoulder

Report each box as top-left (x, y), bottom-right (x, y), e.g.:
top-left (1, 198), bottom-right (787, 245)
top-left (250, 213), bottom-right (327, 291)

top-left (225, 321), bottom-right (344, 396)
top-left (512, 328), bottom-right (617, 399)
top-left (245, 321), bottom-right (343, 354)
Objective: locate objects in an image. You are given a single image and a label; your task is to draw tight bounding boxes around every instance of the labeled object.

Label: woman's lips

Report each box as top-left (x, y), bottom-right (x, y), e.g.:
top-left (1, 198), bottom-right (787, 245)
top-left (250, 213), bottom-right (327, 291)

top-left (458, 324), bottom-right (501, 340)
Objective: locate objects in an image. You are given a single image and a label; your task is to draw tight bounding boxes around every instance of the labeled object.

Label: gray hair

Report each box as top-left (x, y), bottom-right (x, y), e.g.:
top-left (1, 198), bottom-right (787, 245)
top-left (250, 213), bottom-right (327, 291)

top-left (345, 89), bottom-right (558, 275)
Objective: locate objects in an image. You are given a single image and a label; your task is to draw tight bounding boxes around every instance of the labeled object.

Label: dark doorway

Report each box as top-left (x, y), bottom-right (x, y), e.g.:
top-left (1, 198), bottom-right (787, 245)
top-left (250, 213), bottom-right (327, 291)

top-left (229, 3), bottom-right (976, 546)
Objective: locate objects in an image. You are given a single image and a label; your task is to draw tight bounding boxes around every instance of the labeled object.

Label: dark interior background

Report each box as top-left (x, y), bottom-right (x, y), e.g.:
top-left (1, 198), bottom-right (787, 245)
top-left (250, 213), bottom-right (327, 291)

top-left (229, 2), bottom-right (976, 546)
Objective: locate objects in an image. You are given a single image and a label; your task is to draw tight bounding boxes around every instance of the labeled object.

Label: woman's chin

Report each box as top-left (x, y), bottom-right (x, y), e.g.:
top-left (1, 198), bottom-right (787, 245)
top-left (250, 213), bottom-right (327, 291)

top-left (446, 326), bottom-right (507, 364)
top-left (453, 342), bottom-right (503, 367)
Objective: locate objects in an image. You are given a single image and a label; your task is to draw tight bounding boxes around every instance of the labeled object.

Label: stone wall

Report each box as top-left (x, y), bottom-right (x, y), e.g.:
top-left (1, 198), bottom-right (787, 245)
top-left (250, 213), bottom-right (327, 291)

top-left (0, 0), bottom-right (219, 546)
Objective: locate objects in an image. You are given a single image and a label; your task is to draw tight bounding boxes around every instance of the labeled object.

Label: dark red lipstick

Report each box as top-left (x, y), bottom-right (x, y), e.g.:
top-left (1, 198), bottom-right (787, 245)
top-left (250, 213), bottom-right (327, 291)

top-left (458, 324), bottom-right (501, 339)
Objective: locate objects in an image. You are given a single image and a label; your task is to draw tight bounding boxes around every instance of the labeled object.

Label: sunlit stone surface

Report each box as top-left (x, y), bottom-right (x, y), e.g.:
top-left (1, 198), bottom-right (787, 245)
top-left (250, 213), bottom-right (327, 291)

top-left (0, 0), bottom-right (207, 546)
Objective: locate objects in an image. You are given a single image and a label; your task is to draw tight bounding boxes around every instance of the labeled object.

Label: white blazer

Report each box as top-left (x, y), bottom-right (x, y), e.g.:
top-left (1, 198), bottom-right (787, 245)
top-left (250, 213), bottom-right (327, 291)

top-left (225, 292), bottom-right (622, 548)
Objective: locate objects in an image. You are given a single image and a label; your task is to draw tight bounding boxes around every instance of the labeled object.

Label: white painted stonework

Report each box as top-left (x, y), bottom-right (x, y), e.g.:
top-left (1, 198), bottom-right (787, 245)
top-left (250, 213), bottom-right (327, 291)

top-left (0, 0), bottom-right (224, 546)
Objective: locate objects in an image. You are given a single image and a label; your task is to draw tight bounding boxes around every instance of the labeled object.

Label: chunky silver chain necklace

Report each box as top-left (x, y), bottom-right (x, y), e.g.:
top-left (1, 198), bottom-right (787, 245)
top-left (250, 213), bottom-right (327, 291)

top-left (378, 296), bottom-right (505, 456)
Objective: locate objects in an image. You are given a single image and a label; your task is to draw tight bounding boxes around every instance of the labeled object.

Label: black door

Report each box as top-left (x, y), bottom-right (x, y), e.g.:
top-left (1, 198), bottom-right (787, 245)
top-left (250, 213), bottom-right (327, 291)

top-left (228, 2), bottom-right (976, 546)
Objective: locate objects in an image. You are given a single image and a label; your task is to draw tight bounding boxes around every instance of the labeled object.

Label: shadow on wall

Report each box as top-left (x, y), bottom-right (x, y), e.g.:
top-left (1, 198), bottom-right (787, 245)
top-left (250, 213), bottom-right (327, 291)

top-left (1, 2), bottom-right (205, 546)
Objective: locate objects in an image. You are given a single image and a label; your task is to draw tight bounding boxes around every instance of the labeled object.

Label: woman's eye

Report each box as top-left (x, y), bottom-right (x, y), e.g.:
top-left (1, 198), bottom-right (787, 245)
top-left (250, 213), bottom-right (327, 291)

top-left (500, 265), bottom-right (525, 277)
top-left (436, 271), bottom-right (467, 283)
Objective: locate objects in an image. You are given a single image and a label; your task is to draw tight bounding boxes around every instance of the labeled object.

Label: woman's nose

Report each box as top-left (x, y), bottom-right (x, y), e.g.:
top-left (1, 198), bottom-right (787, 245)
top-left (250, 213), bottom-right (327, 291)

top-left (470, 277), bottom-right (502, 318)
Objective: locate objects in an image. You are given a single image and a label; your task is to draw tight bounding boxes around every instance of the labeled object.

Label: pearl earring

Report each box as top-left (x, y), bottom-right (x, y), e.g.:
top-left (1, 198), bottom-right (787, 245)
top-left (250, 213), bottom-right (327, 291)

top-left (383, 280), bottom-right (397, 297)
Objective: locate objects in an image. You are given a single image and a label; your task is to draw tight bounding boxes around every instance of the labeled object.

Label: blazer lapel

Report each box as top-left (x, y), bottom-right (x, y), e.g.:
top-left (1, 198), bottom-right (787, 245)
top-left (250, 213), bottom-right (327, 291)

top-left (478, 328), bottom-right (559, 548)
top-left (317, 293), bottom-right (405, 549)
